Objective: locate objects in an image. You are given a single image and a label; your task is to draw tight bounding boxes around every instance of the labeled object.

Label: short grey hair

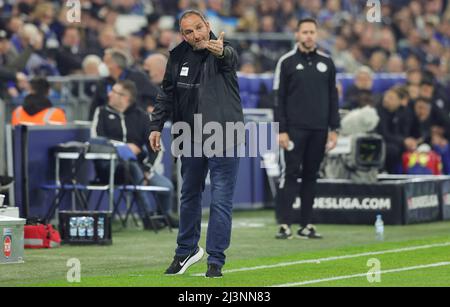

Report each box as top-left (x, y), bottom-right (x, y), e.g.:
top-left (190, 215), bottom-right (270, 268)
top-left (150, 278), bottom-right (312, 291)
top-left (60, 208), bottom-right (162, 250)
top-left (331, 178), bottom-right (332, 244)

top-left (105, 48), bottom-right (128, 70)
top-left (178, 9), bottom-right (208, 30)
top-left (356, 66), bottom-right (374, 78)
top-left (82, 54), bottom-right (102, 70)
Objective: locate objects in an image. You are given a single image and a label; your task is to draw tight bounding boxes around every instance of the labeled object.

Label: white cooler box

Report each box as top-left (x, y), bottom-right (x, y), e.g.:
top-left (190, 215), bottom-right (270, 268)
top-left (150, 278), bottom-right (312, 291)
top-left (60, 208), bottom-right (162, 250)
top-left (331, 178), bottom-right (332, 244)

top-left (0, 216), bottom-right (25, 264)
top-left (0, 207), bottom-right (20, 218)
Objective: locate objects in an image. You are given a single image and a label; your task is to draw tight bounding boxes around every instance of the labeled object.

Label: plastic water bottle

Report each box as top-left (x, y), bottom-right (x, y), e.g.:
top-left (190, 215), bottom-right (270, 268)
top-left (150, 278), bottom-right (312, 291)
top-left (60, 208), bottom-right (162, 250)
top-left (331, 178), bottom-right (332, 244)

top-left (78, 217), bottom-right (87, 238)
top-left (375, 215), bottom-right (384, 241)
top-left (98, 217), bottom-right (105, 239)
top-left (87, 217), bottom-right (94, 239)
top-left (69, 217), bottom-right (78, 238)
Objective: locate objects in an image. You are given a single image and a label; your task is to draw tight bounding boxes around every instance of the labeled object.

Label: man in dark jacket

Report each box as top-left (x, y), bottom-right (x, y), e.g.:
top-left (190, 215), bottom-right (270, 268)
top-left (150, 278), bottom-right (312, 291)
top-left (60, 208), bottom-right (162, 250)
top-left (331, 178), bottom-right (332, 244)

top-left (89, 48), bottom-right (160, 118)
top-left (54, 26), bottom-right (85, 76)
top-left (376, 88), bottom-right (417, 173)
top-left (91, 80), bottom-right (175, 229)
top-left (149, 10), bottom-right (244, 278)
top-left (274, 18), bottom-right (340, 240)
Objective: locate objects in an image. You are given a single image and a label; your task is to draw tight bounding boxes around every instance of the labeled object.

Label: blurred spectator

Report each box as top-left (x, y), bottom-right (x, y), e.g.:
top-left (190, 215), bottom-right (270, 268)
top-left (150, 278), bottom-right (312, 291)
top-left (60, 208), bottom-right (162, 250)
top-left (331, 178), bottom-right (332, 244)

top-left (376, 87), bottom-right (416, 173)
top-left (420, 73), bottom-right (450, 117)
top-left (143, 52), bottom-right (167, 112)
top-left (238, 52), bottom-right (258, 74)
top-left (82, 54), bottom-right (103, 97)
top-left (114, 35), bottom-right (130, 54)
top-left (257, 15), bottom-right (291, 72)
top-left (89, 48), bottom-right (159, 118)
top-left (82, 55), bottom-right (102, 77)
top-left (55, 26), bottom-right (85, 76)
top-left (342, 66), bottom-right (376, 110)
top-left (128, 32), bottom-right (146, 64)
top-left (386, 54), bottom-right (405, 73)
top-left (331, 35), bottom-right (361, 73)
top-left (407, 68), bottom-right (422, 85)
top-left (411, 97), bottom-right (450, 146)
top-left (369, 50), bottom-right (388, 73)
top-left (87, 26), bottom-right (117, 57)
top-left (143, 52), bottom-right (167, 87)
top-left (0, 28), bottom-right (41, 98)
top-left (11, 77), bottom-right (67, 126)
top-left (31, 2), bottom-right (59, 49)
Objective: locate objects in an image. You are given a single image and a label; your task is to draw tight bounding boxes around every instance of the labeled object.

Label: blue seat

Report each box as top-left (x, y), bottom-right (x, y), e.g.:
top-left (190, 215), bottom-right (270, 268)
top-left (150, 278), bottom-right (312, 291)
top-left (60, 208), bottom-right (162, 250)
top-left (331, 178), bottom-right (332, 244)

top-left (248, 78), bottom-right (261, 94)
top-left (261, 77), bottom-right (273, 91)
top-left (238, 77), bottom-right (251, 93)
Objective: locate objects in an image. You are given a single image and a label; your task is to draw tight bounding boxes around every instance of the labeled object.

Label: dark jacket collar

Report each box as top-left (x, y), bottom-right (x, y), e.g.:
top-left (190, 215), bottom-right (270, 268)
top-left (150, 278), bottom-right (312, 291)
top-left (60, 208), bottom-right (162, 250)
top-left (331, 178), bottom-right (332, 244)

top-left (297, 47), bottom-right (317, 58)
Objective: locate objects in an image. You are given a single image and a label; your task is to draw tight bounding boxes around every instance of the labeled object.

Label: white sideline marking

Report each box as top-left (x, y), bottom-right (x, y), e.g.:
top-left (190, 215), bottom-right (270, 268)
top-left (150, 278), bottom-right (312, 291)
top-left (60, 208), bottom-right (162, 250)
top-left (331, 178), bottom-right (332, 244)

top-left (191, 242), bottom-right (450, 277)
top-left (272, 262), bottom-right (450, 287)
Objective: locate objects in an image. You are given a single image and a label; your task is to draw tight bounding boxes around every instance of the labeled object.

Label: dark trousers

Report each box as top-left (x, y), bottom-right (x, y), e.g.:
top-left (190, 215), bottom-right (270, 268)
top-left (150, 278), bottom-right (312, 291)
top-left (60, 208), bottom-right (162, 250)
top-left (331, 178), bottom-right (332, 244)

top-left (176, 154), bottom-right (240, 267)
top-left (276, 129), bottom-right (328, 227)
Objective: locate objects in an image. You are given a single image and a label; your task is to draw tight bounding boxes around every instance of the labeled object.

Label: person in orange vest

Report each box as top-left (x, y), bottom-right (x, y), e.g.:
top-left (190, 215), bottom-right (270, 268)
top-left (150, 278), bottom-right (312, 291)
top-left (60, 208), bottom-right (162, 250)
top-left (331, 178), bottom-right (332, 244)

top-left (11, 77), bottom-right (67, 126)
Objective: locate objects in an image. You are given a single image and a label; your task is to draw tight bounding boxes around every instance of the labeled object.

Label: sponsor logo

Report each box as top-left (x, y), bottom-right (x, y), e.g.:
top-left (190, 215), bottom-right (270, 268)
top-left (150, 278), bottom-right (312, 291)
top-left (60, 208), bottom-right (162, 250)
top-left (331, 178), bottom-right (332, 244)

top-left (296, 63), bottom-right (304, 70)
top-left (316, 62), bottom-right (328, 72)
top-left (313, 197), bottom-right (391, 211)
top-left (3, 235), bottom-right (12, 258)
top-left (293, 197), bottom-right (391, 210)
top-left (179, 255), bottom-right (190, 267)
top-left (407, 195), bottom-right (439, 210)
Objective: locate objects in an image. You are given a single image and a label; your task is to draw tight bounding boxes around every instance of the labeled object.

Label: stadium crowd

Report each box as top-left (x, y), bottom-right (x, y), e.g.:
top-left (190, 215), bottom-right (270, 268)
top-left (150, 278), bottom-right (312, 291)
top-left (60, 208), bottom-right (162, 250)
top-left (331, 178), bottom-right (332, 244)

top-left (1, 0), bottom-right (450, 174)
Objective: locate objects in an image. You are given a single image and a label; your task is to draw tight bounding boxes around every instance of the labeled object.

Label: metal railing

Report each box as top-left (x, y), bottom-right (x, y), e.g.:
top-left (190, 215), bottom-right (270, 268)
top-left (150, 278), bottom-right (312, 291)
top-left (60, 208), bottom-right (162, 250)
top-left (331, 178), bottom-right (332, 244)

top-left (3, 75), bottom-right (101, 124)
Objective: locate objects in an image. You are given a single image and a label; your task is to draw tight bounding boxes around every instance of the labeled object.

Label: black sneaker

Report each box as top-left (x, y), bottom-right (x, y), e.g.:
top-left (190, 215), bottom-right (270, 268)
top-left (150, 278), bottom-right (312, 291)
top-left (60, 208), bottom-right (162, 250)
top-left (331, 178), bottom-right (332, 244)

top-left (275, 225), bottom-right (293, 240)
top-left (297, 225), bottom-right (323, 239)
top-left (205, 263), bottom-right (223, 278)
top-left (165, 247), bottom-right (204, 275)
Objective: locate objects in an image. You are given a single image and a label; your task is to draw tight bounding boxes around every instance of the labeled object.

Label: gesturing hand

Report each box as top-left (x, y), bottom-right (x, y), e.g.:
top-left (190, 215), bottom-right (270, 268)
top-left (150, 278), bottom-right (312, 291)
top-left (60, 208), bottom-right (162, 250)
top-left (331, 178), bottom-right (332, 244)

top-left (149, 131), bottom-right (161, 152)
top-left (207, 32), bottom-right (225, 57)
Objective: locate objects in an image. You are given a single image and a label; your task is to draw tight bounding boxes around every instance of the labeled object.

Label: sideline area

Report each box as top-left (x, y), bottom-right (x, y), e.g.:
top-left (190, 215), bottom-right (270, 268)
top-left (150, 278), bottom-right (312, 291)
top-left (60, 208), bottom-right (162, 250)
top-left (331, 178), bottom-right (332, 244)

top-left (2, 210), bottom-right (450, 287)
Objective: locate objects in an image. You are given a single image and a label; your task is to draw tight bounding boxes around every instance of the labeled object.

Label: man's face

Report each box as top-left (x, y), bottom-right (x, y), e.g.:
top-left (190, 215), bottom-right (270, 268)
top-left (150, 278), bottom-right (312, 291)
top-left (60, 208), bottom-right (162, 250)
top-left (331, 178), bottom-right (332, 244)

top-left (143, 57), bottom-right (163, 84)
top-left (420, 84), bottom-right (434, 98)
top-left (355, 72), bottom-right (373, 90)
top-left (103, 53), bottom-right (119, 75)
top-left (383, 90), bottom-right (401, 112)
top-left (180, 14), bottom-right (211, 50)
top-left (408, 84), bottom-right (420, 100)
top-left (414, 101), bottom-right (431, 122)
top-left (63, 29), bottom-right (80, 47)
top-left (296, 22), bottom-right (317, 51)
top-left (407, 71), bottom-right (422, 85)
top-left (108, 84), bottom-right (128, 110)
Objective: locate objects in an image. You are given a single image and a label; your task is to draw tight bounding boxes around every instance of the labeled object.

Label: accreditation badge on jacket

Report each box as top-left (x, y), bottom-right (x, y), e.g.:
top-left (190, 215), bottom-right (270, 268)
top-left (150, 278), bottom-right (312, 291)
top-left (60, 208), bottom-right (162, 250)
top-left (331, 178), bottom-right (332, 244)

top-left (180, 66), bottom-right (189, 77)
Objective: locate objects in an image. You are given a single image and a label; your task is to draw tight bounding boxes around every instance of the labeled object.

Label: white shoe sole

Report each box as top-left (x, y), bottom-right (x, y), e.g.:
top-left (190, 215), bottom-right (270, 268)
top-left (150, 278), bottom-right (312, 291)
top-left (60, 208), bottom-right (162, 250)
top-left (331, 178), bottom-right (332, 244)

top-left (176, 247), bottom-right (205, 275)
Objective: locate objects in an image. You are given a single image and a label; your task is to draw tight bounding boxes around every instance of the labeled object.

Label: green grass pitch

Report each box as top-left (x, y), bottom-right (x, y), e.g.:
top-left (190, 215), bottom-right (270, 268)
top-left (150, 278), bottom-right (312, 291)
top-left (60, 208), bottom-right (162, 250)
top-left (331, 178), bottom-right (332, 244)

top-left (2, 210), bottom-right (450, 287)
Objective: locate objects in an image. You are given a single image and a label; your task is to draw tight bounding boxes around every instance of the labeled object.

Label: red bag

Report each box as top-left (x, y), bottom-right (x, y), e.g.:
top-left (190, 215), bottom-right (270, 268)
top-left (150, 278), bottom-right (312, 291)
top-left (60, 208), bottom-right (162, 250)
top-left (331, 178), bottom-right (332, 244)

top-left (24, 224), bottom-right (61, 249)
